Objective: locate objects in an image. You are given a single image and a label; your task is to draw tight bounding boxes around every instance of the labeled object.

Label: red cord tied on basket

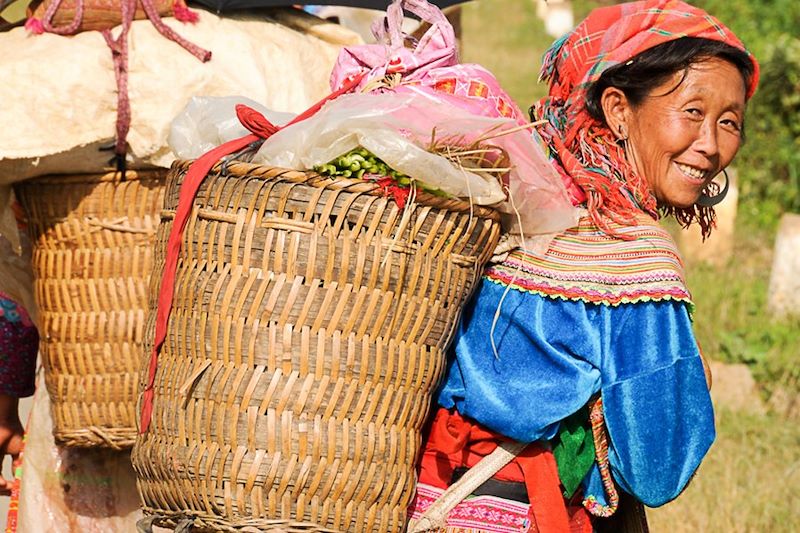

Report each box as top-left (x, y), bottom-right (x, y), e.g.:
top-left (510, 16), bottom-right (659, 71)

top-left (138, 73), bottom-right (366, 433)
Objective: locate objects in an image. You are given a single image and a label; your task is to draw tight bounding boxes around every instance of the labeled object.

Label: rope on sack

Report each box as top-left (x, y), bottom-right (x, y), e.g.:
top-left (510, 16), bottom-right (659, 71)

top-left (102, 0), bottom-right (210, 171)
top-left (406, 440), bottom-right (529, 533)
top-left (30, 0), bottom-right (211, 172)
top-left (100, 0), bottom-right (136, 170)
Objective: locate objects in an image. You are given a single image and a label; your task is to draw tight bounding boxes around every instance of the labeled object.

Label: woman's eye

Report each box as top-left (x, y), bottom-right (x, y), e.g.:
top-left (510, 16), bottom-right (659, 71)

top-left (721, 118), bottom-right (742, 132)
top-left (685, 108), bottom-right (703, 117)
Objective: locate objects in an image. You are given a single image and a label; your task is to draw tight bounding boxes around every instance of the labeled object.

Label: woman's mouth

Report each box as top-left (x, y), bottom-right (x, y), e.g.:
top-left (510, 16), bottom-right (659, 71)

top-left (675, 163), bottom-right (710, 184)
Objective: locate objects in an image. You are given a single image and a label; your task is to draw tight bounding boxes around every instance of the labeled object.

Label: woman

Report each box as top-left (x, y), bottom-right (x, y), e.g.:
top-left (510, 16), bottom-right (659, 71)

top-left (0, 294), bottom-right (36, 493)
top-left (408, 1), bottom-right (759, 531)
top-left (0, 197), bottom-right (38, 497)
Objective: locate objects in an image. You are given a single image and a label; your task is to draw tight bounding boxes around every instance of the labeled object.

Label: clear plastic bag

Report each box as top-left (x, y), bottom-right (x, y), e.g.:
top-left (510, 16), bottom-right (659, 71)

top-left (169, 95), bottom-right (295, 160)
top-left (254, 92), bottom-right (505, 204)
top-left (169, 90), bottom-right (577, 234)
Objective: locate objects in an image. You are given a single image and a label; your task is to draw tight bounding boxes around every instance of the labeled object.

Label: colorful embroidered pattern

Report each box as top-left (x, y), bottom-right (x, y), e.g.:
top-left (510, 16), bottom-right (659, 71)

top-left (485, 216), bottom-right (693, 310)
top-left (584, 397), bottom-right (619, 518)
top-left (408, 482), bottom-right (533, 533)
top-left (4, 432), bottom-right (24, 533)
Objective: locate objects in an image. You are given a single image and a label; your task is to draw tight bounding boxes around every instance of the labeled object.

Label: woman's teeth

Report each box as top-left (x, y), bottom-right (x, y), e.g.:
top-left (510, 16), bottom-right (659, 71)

top-left (676, 163), bottom-right (707, 180)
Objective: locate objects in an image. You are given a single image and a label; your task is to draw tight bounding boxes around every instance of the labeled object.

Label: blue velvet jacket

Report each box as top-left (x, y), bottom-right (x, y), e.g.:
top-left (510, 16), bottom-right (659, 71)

top-left (436, 217), bottom-right (715, 508)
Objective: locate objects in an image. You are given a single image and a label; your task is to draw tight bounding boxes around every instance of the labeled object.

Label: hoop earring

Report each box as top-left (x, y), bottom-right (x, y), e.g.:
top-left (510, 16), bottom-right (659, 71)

top-left (696, 169), bottom-right (730, 207)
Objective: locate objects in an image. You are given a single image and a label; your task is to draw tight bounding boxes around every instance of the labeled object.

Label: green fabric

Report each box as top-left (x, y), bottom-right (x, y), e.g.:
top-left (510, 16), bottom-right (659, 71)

top-left (552, 405), bottom-right (595, 498)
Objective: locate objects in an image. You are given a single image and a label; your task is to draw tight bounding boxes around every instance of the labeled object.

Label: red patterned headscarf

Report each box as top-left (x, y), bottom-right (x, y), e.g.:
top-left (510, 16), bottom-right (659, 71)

top-left (533, 0), bottom-right (760, 237)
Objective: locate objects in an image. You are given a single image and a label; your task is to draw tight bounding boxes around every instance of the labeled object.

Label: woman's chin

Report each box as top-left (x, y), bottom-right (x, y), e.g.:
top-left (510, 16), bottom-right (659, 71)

top-left (674, 199), bottom-right (698, 209)
top-left (658, 194), bottom-right (701, 210)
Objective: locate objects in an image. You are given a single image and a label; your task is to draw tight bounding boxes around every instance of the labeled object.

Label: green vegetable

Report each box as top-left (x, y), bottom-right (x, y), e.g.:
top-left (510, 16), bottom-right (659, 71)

top-left (312, 146), bottom-right (453, 200)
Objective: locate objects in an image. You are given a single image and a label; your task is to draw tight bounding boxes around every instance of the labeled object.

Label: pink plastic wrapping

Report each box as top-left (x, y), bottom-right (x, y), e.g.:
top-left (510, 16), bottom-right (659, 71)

top-left (254, 91), bottom-right (577, 235)
top-left (326, 0), bottom-right (579, 236)
top-left (331, 0), bottom-right (526, 124)
top-left (16, 373), bottom-right (142, 532)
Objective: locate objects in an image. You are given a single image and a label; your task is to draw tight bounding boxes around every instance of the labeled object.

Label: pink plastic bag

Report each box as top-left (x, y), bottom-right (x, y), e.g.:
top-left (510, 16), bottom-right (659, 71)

top-left (327, 0), bottom-right (578, 238)
top-left (330, 0), bottom-right (525, 124)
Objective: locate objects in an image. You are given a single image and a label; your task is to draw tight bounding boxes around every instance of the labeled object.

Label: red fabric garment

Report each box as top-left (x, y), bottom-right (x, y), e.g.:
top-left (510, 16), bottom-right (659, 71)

top-left (415, 408), bottom-right (592, 533)
top-left (533, 0), bottom-right (760, 236)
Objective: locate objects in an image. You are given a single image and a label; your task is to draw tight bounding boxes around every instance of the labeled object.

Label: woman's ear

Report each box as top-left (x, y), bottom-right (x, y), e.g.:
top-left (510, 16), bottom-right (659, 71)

top-left (600, 86), bottom-right (631, 140)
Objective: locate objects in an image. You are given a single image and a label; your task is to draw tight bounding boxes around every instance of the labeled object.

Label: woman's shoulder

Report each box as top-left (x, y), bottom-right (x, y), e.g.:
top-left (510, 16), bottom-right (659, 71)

top-left (485, 214), bottom-right (693, 309)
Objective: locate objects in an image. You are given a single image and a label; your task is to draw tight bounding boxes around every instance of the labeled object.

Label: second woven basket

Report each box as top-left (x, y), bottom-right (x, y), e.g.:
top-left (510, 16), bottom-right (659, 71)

top-left (15, 170), bottom-right (166, 449)
top-left (132, 161), bottom-right (501, 532)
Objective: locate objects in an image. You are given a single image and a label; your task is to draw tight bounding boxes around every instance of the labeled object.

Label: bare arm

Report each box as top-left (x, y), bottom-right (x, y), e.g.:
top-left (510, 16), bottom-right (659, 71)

top-left (0, 394), bottom-right (23, 496)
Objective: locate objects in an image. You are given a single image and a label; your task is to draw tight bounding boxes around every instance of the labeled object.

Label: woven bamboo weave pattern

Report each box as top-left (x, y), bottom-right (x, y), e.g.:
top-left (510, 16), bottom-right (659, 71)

top-left (132, 161), bottom-right (501, 532)
top-left (15, 170), bottom-right (166, 449)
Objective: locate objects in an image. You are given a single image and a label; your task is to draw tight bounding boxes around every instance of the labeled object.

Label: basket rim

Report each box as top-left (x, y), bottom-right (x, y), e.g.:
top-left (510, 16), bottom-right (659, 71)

top-left (171, 159), bottom-right (503, 222)
top-left (16, 168), bottom-right (167, 185)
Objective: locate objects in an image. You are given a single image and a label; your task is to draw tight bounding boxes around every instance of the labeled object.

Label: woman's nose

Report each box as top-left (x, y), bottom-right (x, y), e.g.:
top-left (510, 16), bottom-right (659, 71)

top-left (693, 121), bottom-right (719, 157)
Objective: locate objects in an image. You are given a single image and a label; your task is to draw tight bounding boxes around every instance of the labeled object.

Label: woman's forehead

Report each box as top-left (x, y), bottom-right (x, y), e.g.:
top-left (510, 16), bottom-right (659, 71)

top-left (646, 58), bottom-right (748, 108)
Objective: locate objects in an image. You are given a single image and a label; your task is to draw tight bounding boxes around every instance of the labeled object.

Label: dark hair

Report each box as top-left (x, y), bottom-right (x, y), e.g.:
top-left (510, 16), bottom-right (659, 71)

top-left (586, 37), bottom-right (755, 122)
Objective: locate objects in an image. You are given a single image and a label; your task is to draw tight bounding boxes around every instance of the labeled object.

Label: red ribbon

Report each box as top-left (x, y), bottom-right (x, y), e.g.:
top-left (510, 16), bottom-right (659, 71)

top-left (139, 73), bottom-right (365, 433)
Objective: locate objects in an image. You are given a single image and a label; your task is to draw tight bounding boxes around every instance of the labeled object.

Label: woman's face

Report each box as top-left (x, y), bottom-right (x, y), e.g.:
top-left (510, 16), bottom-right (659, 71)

top-left (624, 57), bottom-right (747, 208)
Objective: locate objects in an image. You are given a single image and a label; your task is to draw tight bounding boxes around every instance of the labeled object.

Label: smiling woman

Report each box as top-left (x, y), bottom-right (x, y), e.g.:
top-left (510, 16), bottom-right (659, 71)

top-left (617, 57), bottom-right (745, 208)
top-left (583, 37), bottom-right (755, 225)
top-left (408, 1), bottom-right (761, 532)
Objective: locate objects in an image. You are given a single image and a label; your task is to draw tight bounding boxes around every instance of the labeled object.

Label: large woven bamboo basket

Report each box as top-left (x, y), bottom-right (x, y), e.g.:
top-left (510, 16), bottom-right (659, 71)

top-left (132, 160), bottom-right (502, 532)
top-left (15, 170), bottom-right (166, 449)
